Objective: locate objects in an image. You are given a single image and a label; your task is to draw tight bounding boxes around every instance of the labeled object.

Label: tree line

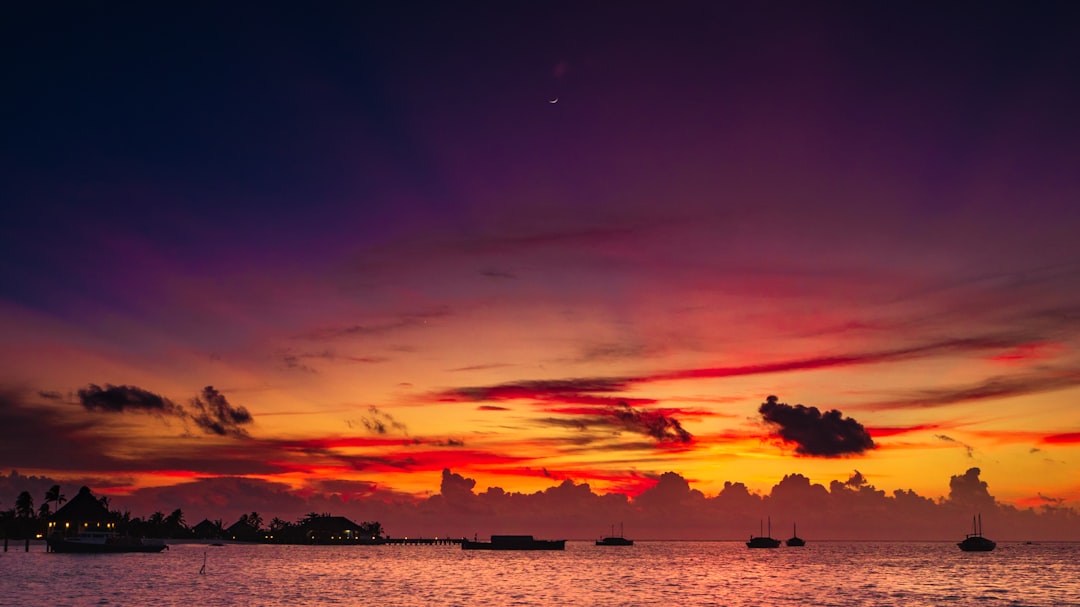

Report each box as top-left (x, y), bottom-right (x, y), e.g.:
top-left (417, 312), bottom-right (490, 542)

top-left (0, 485), bottom-right (383, 542)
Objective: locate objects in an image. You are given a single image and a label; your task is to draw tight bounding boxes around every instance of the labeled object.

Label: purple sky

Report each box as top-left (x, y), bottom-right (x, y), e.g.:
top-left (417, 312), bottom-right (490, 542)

top-left (3, 2), bottom-right (1080, 539)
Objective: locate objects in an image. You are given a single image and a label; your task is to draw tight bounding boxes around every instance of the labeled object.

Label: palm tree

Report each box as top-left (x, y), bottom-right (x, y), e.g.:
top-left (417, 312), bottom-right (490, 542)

top-left (45, 485), bottom-right (66, 517)
top-left (14, 491), bottom-right (34, 519)
top-left (359, 521), bottom-right (384, 539)
top-left (147, 511), bottom-right (166, 537)
top-left (165, 508), bottom-right (186, 530)
top-left (248, 511), bottom-right (263, 531)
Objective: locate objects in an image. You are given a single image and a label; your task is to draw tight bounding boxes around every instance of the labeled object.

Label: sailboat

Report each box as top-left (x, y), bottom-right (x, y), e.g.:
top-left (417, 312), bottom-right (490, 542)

top-left (957, 514), bottom-right (996, 552)
top-left (596, 523), bottom-right (634, 546)
top-left (746, 517), bottom-right (781, 548)
top-left (785, 522), bottom-right (805, 547)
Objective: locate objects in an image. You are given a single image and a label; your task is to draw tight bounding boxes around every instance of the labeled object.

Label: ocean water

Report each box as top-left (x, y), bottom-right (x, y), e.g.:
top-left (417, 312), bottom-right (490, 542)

top-left (1, 540), bottom-right (1077, 606)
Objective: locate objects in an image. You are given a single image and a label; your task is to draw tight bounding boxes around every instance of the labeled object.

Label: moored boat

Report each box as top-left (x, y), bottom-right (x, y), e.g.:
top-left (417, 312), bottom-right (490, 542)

top-left (462, 534), bottom-right (565, 550)
top-left (786, 522), bottom-right (805, 547)
top-left (596, 523), bottom-right (634, 546)
top-left (746, 517), bottom-right (781, 548)
top-left (47, 531), bottom-right (168, 554)
top-left (957, 514), bottom-right (995, 552)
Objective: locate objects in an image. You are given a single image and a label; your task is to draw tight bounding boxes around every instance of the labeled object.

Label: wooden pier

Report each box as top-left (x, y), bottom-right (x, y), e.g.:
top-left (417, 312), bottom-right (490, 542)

top-left (384, 537), bottom-right (462, 546)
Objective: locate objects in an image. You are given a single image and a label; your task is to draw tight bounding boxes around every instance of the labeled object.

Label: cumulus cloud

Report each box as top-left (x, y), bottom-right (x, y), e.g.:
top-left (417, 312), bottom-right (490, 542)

top-left (78, 383), bottom-right (185, 416)
top-left (759, 395), bottom-right (875, 457)
top-left (948, 467), bottom-right (996, 510)
top-left (189, 386), bottom-right (253, 438)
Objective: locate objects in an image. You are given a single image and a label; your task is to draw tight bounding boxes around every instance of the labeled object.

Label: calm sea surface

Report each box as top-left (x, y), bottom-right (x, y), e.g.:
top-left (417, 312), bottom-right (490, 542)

top-left (1, 540), bottom-right (1078, 606)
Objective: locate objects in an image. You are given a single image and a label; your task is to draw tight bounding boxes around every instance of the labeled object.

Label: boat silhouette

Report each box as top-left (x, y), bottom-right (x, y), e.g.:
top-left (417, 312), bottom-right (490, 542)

top-left (596, 523), bottom-right (633, 546)
top-left (462, 535), bottom-right (565, 550)
top-left (746, 517), bottom-right (781, 548)
top-left (47, 531), bottom-right (167, 553)
top-left (957, 514), bottom-right (996, 552)
top-left (785, 522), bottom-right (805, 547)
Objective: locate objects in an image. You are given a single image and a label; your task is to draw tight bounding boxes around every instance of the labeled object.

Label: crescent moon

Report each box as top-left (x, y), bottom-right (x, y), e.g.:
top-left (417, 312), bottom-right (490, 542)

top-left (548, 97), bottom-right (559, 104)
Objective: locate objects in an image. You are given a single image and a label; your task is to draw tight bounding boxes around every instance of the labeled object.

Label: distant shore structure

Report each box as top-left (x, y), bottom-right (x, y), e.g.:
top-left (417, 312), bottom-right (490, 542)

top-left (462, 535), bottom-right (565, 550)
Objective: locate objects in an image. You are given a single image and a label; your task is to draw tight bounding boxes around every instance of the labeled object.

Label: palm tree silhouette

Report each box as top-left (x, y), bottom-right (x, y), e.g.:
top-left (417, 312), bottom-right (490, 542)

top-left (165, 509), bottom-right (186, 537)
top-left (45, 485), bottom-right (66, 517)
top-left (15, 491), bottom-right (34, 519)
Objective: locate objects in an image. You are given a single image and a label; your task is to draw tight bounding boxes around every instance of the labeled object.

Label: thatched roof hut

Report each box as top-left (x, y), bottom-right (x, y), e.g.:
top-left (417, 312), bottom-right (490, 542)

top-left (49, 486), bottom-right (116, 535)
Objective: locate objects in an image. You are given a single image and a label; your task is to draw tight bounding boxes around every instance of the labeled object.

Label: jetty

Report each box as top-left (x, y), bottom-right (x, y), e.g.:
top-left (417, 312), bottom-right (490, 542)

top-left (384, 537), bottom-right (463, 546)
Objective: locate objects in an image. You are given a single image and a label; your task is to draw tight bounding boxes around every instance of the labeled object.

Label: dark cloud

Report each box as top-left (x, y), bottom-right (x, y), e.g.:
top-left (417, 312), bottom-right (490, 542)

top-left (759, 395), bottom-right (875, 457)
top-left (538, 402), bottom-right (693, 445)
top-left (189, 386), bottom-right (253, 438)
top-left (38, 390), bottom-right (63, 400)
top-left (78, 383), bottom-right (184, 417)
top-left (610, 402), bottom-right (692, 444)
top-left (844, 470), bottom-right (868, 489)
top-left (1037, 492), bottom-right (1065, 505)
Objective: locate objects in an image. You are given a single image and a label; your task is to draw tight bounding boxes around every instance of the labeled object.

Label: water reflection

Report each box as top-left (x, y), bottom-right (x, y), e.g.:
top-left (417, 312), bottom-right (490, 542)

top-left (1, 541), bottom-right (1077, 606)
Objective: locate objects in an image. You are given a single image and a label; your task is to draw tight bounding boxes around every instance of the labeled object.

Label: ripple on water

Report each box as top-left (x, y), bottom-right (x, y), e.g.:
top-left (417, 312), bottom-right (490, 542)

top-left (2, 541), bottom-right (1079, 606)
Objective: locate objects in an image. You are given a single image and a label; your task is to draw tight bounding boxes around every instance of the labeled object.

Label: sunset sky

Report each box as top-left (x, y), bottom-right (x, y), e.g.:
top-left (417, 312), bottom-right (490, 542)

top-left (3, 3), bottom-right (1080, 534)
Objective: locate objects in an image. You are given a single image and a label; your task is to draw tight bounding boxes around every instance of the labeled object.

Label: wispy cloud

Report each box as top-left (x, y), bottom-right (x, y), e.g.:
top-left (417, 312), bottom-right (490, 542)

top-left (351, 406), bottom-right (408, 436)
top-left (278, 348), bottom-right (388, 373)
top-left (436, 334), bottom-right (1037, 408)
top-left (302, 307), bottom-right (452, 341)
top-left (855, 369), bottom-right (1080, 411)
top-left (536, 402), bottom-right (693, 444)
top-left (935, 434), bottom-right (974, 458)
